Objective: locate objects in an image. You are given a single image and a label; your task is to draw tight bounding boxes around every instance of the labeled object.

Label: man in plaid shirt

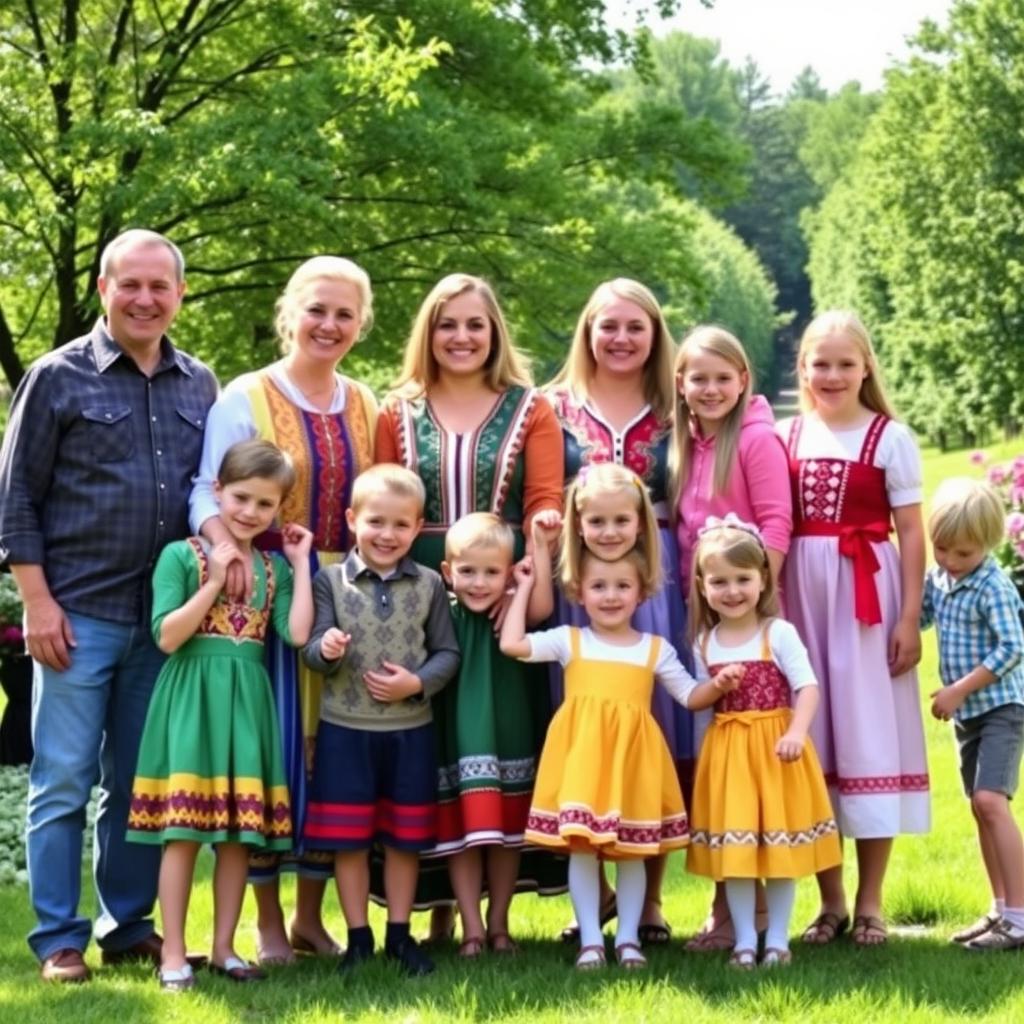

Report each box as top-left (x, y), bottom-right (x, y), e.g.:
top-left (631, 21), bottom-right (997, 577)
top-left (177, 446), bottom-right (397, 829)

top-left (922, 477), bottom-right (1024, 951)
top-left (0, 230), bottom-right (218, 982)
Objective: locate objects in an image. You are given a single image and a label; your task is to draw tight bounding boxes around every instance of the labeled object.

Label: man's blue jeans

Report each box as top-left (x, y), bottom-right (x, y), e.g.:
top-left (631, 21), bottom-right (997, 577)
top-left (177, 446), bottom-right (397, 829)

top-left (26, 612), bottom-right (165, 960)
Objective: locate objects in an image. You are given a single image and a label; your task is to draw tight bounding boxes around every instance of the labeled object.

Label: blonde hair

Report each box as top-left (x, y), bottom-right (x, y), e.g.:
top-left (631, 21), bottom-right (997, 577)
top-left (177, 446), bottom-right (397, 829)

top-left (575, 548), bottom-right (657, 604)
top-left (547, 278), bottom-right (676, 423)
top-left (797, 309), bottom-right (896, 418)
top-left (669, 325), bottom-right (754, 513)
top-left (560, 463), bottom-right (662, 600)
top-left (444, 512), bottom-right (515, 562)
top-left (275, 256), bottom-right (374, 353)
top-left (350, 463), bottom-right (425, 516)
top-left (218, 439), bottom-right (296, 496)
top-left (689, 524), bottom-right (779, 641)
top-left (929, 477), bottom-right (1005, 552)
top-left (392, 274), bottom-right (532, 397)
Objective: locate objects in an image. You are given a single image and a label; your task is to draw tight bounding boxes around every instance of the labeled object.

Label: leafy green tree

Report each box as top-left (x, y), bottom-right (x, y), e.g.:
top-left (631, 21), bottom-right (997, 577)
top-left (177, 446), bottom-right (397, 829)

top-left (2, 0), bottom-right (738, 390)
top-left (805, 0), bottom-right (1024, 446)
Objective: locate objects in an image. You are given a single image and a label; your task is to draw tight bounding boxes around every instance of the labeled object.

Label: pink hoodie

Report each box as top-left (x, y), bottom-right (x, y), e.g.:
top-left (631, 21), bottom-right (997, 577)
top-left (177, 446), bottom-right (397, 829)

top-left (676, 394), bottom-right (793, 591)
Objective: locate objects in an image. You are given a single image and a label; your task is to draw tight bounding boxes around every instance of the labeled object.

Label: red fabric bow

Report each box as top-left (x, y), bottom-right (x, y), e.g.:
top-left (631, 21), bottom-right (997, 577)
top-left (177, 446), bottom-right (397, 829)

top-left (795, 521), bottom-right (890, 626)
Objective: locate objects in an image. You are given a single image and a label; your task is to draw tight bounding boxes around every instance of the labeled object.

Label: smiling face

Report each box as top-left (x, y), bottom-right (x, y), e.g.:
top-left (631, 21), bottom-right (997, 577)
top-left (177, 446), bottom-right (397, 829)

top-left (588, 296), bottom-right (653, 379)
top-left (215, 475), bottom-right (284, 545)
top-left (288, 277), bottom-right (363, 370)
top-left (442, 543), bottom-right (512, 613)
top-left (98, 241), bottom-right (185, 355)
top-left (578, 555), bottom-right (643, 633)
top-left (346, 488), bottom-right (423, 576)
top-left (431, 290), bottom-right (492, 380)
top-left (578, 489), bottom-right (641, 562)
top-left (699, 551), bottom-right (765, 628)
top-left (800, 331), bottom-right (869, 423)
top-left (679, 349), bottom-right (748, 435)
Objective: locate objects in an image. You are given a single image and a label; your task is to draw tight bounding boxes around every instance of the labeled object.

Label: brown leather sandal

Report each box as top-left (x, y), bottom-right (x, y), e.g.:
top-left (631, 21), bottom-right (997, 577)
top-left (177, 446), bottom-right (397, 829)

top-left (801, 911), bottom-right (850, 945)
top-left (486, 932), bottom-right (520, 955)
top-left (574, 944), bottom-right (607, 970)
top-left (458, 936), bottom-right (485, 959)
top-left (614, 942), bottom-right (647, 970)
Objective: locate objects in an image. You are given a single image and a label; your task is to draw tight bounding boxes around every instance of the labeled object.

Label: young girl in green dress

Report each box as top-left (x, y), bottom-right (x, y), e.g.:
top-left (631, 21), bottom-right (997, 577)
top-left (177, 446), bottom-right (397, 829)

top-left (127, 440), bottom-right (314, 991)
top-left (437, 510), bottom-right (561, 957)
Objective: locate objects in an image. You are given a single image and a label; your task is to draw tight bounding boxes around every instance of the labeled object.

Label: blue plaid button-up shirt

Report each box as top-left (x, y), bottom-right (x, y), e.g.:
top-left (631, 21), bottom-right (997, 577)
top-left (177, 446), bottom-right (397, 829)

top-left (0, 319), bottom-right (218, 625)
top-left (921, 556), bottom-right (1024, 722)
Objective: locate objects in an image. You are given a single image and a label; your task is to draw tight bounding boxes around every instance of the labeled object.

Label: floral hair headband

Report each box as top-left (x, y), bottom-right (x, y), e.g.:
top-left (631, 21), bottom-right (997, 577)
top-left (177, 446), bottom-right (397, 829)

top-left (697, 513), bottom-right (764, 546)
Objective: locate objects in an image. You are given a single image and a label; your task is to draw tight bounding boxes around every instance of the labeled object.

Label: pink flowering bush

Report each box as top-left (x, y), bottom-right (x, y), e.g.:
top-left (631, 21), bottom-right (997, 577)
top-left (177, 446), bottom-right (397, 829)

top-left (984, 455), bottom-right (1024, 595)
top-left (0, 575), bottom-right (23, 659)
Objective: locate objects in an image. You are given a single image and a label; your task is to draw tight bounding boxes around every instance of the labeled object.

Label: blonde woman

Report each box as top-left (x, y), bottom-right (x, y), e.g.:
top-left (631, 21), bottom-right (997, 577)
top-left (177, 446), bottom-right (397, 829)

top-left (190, 256), bottom-right (377, 963)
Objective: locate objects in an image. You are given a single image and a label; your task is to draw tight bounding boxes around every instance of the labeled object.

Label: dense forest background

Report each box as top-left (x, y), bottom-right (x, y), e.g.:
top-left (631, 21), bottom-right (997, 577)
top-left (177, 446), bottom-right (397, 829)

top-left (0, 0), bottom-right (1018, 447)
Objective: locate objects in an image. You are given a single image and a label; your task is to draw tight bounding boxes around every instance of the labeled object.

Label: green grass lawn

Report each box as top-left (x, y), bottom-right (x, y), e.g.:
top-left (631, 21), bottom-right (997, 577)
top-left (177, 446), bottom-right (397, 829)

top-left (1, 442), bottom-right (1023, 1022)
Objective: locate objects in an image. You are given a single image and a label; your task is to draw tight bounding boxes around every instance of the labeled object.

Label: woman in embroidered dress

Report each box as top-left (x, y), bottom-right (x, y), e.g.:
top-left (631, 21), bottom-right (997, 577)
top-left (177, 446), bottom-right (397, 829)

top-left (129, 440), bottom-right (314, 989)
top-left (779, 310), bottom-right (928, 948)
top-left (545, 277), bottom-right (687, 944)
top-left (189, 257), bottom-right (377, 963)
top-left (375, 273), bottom-right (565, 947)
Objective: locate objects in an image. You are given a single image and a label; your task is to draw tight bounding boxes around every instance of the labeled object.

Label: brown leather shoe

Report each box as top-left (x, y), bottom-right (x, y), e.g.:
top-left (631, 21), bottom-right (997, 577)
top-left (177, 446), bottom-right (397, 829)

top-left (101, 932), bottom-right (162, 966)
top-left (41, 948), bottom-right (91, 983)
top-left (101, 933), bottom-right (208, 970)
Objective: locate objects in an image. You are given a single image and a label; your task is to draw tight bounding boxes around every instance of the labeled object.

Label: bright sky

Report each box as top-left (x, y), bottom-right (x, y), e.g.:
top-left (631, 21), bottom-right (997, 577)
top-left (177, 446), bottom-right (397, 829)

top-left (611, 0), bottom-right (955, 94)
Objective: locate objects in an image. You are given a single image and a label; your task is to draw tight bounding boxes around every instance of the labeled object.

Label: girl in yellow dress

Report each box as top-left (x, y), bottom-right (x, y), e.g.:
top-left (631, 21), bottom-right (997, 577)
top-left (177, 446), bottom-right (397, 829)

top-left (686, 516), bottom-right (842, 969)
top-left (501, 527), bottom-right (739, 970)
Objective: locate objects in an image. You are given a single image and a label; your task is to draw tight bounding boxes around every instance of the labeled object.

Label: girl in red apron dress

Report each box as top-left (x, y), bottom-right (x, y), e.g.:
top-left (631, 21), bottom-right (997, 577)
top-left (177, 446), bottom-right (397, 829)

top-left (780, 310), bottom-right (929, 948)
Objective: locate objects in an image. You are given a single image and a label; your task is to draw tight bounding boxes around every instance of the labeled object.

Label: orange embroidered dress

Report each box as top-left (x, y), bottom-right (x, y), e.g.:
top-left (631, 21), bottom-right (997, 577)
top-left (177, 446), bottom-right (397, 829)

top-left (127, 539), bottom-right (293, 848)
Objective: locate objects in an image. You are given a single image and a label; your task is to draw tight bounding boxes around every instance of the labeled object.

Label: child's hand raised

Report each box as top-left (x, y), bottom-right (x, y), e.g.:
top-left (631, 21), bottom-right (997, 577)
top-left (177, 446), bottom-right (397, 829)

top-left (208, 541), bottom-right (241, 589)
top-left (775, 730), bottom-right (805, 762)
top-left (530, 509), bottom-right (562, 550)
top-left (711, 663), bottom-right (743, 694)
top-left (281, 522), bottom-right (314, 564)
top-left (320, 627), bottom-right (351, 661)
top-left (364, 662), bottom-right (423, 703)
top-left (511, 556), bottom-right (535, 590)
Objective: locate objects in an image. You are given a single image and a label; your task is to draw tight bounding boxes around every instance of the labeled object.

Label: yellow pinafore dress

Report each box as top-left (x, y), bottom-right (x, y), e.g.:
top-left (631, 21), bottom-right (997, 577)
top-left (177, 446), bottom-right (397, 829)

top-left (524, 628), bottom-right (689, 859)
top-left (687, 623), bottom-right (841, 880)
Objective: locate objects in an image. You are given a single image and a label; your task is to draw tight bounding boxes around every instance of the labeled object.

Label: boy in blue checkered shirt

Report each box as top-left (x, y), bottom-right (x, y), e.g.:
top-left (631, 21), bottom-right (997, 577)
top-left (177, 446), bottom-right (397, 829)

top-left (921, 478), bottom-right (1024, 950)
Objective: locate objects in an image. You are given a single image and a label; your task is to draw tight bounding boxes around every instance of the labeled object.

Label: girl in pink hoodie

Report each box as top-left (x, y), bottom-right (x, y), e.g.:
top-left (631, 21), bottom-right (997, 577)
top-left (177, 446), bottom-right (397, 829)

top-left (671, 326), bottom-right (792, 592)
top-left (670, 324), bottom-right (793, 952)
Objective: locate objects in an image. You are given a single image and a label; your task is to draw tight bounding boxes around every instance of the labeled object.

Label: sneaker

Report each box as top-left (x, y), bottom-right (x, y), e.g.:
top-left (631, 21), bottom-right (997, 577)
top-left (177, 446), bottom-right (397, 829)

top-left (951, 913), bottom-right (999, 944)
top-left (965, 917), bottom-right (1024, 951)
top-left (385, 935), bottom-right (435, 976)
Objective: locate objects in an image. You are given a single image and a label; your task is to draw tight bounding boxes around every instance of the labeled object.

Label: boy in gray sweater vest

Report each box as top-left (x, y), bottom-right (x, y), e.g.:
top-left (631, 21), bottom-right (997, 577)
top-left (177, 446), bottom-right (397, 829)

top-left (302, 464), bottom-right (459, 974)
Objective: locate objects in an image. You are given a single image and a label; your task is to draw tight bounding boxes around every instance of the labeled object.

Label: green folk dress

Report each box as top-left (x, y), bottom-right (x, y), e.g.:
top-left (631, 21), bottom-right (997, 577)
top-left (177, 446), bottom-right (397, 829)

top-left (127, 538), bottom-right (294, 849)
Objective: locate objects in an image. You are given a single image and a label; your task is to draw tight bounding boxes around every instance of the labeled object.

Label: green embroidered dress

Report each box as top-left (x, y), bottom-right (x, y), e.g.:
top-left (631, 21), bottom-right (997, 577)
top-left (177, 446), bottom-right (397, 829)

top-left (127, 539), bottom-right (293, 848)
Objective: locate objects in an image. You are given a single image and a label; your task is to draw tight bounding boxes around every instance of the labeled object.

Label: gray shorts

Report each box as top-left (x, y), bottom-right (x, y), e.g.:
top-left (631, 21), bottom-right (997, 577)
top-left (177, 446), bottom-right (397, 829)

top-left (955, 703), bottom-right (1024, 797)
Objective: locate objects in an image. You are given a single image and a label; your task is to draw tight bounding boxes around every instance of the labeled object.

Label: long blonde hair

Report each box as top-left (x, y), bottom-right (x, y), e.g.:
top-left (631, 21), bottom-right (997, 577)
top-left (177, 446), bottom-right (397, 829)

top-left (560, 463), bottom-right (662, 601)
top-left (669, 325), bottom-right (753, 515)
top-left (274, 256), bottom-right (373, 352)
top-left (797, 309), bottom-right (896, 418)
top-left (391, 274), bottom-right (532, 398)
top-left (688, 523), bottom-right (779, 642)
top-left (547, 278), bottom-right (676, 423)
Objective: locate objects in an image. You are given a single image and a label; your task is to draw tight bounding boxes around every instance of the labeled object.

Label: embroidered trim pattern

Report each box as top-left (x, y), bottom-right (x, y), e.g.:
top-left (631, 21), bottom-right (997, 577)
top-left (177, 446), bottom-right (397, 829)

top-left (526, 805), bottom-right (689, 845)
top-left (689, 817), bottom-right (838, 850)
top-left (825, 772), bottom-right (930, 794)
